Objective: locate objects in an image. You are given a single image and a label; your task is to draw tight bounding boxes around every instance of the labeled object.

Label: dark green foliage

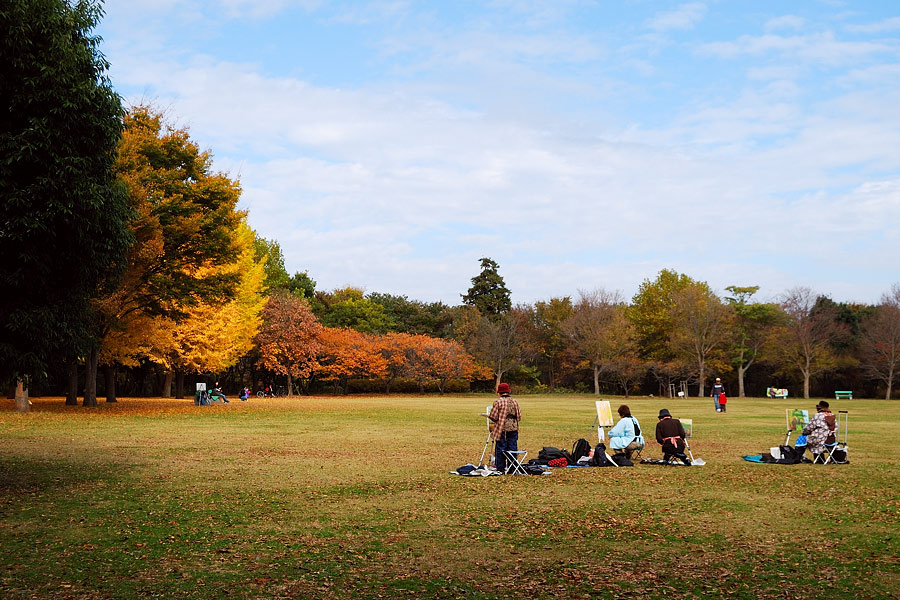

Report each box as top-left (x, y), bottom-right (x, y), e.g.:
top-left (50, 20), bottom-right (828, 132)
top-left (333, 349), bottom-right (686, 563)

top-left (319, 297), bottom-right (395, 334)
top-left (288, 270), bottom-right (316, 300)
top-left (367, 292), bottom-right (452, 337)
top-left (252, 237), bottom-right (290, 292)
top-left (0, 0), bottom-right (132, 384)
top-left (461, 257), bottom-right (511, 317)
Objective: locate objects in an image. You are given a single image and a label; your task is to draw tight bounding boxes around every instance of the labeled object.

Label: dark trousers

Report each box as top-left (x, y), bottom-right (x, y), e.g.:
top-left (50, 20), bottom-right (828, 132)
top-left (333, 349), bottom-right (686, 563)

top-left (662, 439), bottom-right (690, 464)
top-left (495, 430), bottom-right (519, 473)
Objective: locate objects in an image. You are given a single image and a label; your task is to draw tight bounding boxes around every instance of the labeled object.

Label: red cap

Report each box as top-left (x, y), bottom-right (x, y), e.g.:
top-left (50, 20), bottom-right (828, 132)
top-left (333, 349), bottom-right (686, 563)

top-left (497, 383), bottom-right (510, 394)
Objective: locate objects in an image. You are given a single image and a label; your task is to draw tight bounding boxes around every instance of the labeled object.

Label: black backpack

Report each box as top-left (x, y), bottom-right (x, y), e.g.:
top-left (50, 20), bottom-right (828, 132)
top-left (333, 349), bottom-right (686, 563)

top-left (572, 438), bottom-right (591, 462)
top-left (611, 453), bottom-right (634, 467)
top-left (631, 418), bottom-right (641, 437)
top-left (537, 447), bottom-right (566, 464)
top-left (591, 444), bottom-right (612, 467)
top-left (776, 445), bottom-right (805, 464)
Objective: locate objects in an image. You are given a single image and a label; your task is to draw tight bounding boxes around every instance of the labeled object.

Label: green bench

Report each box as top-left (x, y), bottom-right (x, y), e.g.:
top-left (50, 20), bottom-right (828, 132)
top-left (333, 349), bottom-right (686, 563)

top-left (834, 391), bottom-right (853, 400)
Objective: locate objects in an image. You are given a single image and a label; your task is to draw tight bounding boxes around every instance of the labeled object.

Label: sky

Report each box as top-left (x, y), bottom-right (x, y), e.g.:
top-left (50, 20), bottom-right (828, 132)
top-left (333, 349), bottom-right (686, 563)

top-left (96, 0), bottom-right (900, 306)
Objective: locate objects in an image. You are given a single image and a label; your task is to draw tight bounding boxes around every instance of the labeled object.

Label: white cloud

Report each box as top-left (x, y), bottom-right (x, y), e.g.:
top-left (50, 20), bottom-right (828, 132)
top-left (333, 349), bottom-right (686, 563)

top-left (699, 31), bottom-right (897, 67)
top-left (764, 15), bottom-right (805, 32)
top-left (99, 2), bottom-right (900, 305)
top-left (846, 16), bottom-right (900, 34)
top-left (646, 2), bottom-right (707, 32)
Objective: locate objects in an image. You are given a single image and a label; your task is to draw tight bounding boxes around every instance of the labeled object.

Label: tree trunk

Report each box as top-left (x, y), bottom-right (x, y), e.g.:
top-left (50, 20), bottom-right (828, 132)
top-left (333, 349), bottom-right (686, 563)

top-left (15, 378), bottom-right (30, 413)
top-left (287, 373), bottom-right (294, 396)
top-left (592, 364), bottom-right (600, 396)
top-left (803, 373), bottom-right (810, 399)
top-left (175, 371), bottom-right (185, 399)
top-left (161, 371), bottom-right (174, 398)
top-left (105, 364), bottom-right (117, 403)
top-left (83, 348), bottom-right (99, 407)
top-left (698, 364), bottom-right (706, 398)
top-left (66, 360), bottom-right (79, 406)
top-left (738, 365), bottom-right (746, 398)
top-left (886, 373), bottom-right (893, 400)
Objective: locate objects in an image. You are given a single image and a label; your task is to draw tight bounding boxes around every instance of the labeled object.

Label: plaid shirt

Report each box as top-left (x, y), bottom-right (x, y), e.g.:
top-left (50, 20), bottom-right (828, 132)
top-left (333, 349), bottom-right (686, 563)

top-left (489, 395), bottom-right (521, 441)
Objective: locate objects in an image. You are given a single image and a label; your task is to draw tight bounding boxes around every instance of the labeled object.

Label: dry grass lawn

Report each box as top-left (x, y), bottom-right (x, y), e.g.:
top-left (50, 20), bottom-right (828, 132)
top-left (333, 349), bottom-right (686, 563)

top-left (1, 394), bottom-right (897, 599)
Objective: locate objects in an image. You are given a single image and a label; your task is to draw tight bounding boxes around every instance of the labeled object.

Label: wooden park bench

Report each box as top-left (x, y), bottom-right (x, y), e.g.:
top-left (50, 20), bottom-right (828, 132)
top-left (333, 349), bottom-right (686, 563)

top-left (834, 390), bottom-right (853, 400)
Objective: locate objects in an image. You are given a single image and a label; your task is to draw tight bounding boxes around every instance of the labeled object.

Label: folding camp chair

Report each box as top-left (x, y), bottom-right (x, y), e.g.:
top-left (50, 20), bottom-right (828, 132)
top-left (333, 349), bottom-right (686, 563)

top-left (630, 442), bottom-right (645, 461)
top-left (814, 411), bottom-right (849, 464)
top-left (503, 450), bottom-right (529, 475)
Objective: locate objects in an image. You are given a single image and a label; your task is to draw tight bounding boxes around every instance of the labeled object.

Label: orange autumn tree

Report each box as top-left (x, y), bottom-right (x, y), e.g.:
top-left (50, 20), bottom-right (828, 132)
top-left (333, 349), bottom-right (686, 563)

top-left (422, 336), bottom-right (483, 394)
top-left (256, 292), bottom-right (323, 395)
top-left (376, 332), bottom-right (417, 393)
top-left (317, 328), bottom-right (388, 393)
top-left (402, 334), bottom-right (485, 393)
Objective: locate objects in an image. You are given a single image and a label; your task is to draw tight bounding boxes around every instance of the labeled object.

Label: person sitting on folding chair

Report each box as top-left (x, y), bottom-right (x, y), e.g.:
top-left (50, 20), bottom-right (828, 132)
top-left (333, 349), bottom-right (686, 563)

top-left (608, 404), bottom-right (644, 461)
top-left (655, 409), bottom-right (691, 465)
top-left (488, 383), bottom-right (522, 474)
top-left (802, 400), bottom-right (837, 462)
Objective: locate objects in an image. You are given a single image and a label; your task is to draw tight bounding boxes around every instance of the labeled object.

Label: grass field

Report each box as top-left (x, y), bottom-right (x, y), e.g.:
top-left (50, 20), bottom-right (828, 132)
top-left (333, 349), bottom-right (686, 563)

top-left (1, 394), bottom-right (898, 599)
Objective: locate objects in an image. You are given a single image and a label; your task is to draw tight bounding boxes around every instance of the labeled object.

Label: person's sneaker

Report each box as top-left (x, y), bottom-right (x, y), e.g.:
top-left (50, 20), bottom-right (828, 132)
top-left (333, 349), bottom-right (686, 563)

top-left (682, 458), bottom-right (692, 466)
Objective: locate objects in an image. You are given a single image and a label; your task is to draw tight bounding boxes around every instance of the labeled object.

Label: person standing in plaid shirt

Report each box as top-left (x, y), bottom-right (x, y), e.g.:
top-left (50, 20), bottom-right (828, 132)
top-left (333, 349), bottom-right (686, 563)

top-left (489, 383), bottom-right (521, 473)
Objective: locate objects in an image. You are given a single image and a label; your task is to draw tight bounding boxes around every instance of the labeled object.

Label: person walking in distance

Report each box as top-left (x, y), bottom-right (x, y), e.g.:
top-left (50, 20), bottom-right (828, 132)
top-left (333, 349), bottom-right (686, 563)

top-left (711, 377), bottom-right (726, 412)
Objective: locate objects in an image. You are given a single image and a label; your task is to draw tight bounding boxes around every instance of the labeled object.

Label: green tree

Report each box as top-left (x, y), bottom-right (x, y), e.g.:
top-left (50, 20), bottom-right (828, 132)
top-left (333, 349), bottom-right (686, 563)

top-left (367, 293), bottom-right (451, 337)
top-left (461, 257), bottom-right (511, 317)
top-left (0, 0), bottom-right (132, 411)
top-left (628, 269), bottom-right (700, 395)
top-left (628, 269), bottom-right (698, 361)
top-left (670, 284), bottom-right (733, 397)
top-left (288, 270), bottom-right (317, 300)
top-left (252, 237), bottom-right (290, 292)
top-left (725, 285), bottom-right (780, 397)
top-left (317, 288), bottom-right (394, 334)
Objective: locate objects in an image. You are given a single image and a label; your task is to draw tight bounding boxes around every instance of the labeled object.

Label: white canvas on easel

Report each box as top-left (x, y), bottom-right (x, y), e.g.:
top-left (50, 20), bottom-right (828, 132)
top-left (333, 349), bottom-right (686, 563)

top-left (593, 400), bottom-right (619, 467)
top-left (595, 400), bottom-right (613, 442)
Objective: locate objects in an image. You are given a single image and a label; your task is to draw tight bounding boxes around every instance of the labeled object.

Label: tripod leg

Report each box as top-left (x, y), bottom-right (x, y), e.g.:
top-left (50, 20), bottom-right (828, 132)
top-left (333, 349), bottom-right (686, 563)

top-left (479, 434), bottom-right (494, 467)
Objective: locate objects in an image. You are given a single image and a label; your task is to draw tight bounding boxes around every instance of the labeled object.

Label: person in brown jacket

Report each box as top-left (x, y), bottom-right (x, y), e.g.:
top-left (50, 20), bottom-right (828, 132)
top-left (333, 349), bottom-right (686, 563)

top-left (655, 408), bottom-right (691, 465)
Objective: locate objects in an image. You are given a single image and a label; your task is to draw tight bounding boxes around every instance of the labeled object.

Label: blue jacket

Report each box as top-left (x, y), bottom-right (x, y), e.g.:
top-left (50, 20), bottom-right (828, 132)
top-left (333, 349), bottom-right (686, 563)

top-left (608, 416), bottom-right (644, 450)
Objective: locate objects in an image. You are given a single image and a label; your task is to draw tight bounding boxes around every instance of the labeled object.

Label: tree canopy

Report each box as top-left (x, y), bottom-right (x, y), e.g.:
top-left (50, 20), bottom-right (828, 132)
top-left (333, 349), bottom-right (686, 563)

top-left (461, 257), bottom-right (511, 317)
top-left (0, 0), bottom-right (132, 408)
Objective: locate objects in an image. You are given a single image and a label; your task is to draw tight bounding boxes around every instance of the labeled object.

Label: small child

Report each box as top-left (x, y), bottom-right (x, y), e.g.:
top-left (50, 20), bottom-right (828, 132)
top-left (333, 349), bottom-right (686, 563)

top-left (239, 386), bottom-right (250, 401)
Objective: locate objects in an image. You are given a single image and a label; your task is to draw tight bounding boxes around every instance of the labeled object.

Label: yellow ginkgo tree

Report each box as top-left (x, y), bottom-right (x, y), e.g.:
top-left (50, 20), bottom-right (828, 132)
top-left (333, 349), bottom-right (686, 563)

top-left (147, 221), bottom-right (267, 397)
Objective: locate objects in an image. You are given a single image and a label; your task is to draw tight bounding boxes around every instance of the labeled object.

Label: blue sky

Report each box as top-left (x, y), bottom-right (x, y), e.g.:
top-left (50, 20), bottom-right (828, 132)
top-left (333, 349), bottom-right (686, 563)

top-left (97, 1), bottom-right (900, 305)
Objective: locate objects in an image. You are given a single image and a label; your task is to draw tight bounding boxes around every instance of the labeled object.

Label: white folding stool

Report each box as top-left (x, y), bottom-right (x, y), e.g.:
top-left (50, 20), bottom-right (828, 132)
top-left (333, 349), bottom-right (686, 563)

top-left (503, 450), bottom-right (528, 475)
